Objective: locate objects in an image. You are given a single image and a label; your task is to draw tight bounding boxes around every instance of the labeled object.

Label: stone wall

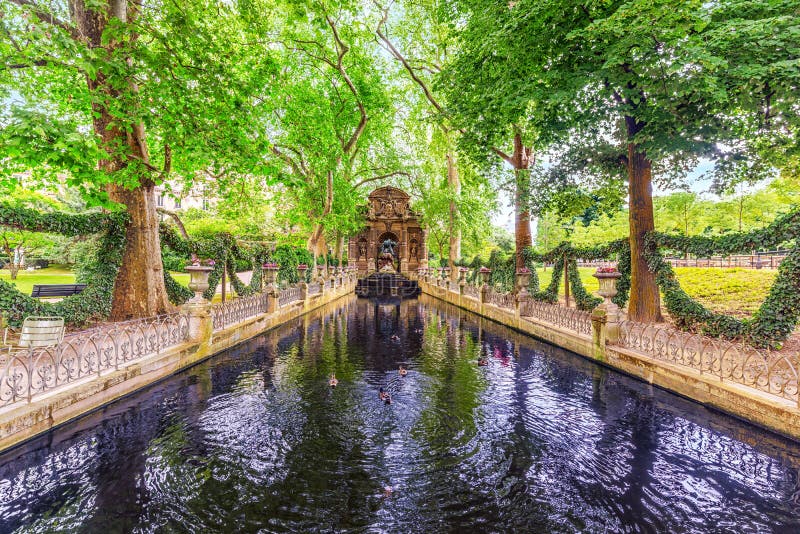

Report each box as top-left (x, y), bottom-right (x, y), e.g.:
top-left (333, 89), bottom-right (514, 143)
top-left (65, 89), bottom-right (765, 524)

top-left (0, 278), bottom-right (357, 452)
top-left (418, 278), bottom-right (800, 443)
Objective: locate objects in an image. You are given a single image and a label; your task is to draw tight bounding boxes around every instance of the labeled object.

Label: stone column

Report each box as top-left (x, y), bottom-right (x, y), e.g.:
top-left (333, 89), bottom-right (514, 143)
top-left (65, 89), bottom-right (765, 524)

top-left (368, 228), bottom-right (377, 274)
top-left (591, 271), bottom-right (623, 361)
top-left (182, 300), bottom-right (213, 348)
top-left (419, 229), bottom-right (429, 268)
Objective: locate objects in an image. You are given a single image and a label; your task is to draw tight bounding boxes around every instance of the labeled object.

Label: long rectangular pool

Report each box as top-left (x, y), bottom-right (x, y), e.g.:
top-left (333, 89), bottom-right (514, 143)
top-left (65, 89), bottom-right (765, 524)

top-left (1, 296), bottom-right (799, 532)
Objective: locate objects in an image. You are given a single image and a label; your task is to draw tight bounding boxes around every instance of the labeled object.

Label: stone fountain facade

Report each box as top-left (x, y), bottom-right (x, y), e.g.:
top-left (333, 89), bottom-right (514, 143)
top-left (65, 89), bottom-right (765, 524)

top-left (348, 186), bottom-right (427, 277)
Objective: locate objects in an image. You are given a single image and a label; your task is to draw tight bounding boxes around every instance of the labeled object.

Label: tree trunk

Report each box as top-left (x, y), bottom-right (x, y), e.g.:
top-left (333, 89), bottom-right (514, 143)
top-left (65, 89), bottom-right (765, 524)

top-left (511, 133), bottom-right (533, 270)
top-left (71, 0), bottom-right (171, 320)
top-left (108, 184), bottom-right (172, 320)
top-left (446, 151), bottom-right (461, 278)
top-left (626, 143), bottom-right (663, 323)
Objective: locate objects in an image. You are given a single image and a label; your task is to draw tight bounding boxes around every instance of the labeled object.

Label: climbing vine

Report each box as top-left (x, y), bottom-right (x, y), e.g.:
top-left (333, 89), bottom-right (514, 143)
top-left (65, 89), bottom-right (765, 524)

top-left (0, 203), bottom-right (317, 326)
top-left (0, 203), bottom-right (127, 326)
top-left (645, 209), bottom-right (800, 348)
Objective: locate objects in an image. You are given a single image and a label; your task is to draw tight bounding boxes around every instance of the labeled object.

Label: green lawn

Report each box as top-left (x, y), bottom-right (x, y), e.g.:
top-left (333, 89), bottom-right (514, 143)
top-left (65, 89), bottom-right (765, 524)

top-left (0, 268), bottom-right (228, 303)
top-left (0, 265), bottom-right (76, 296)
top-left (536, 266), bottom-right (776, 317)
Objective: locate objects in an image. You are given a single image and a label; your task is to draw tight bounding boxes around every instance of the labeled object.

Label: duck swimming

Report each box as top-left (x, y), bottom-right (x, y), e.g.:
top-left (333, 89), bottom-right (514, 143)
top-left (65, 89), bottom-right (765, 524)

top-left (399, 365), bottom-right (408, 377)
top-left (329, 374), bottom-right (338, 387)
top-left (390, 334), bottom-right (400, 341)
top-left (379, 387), bottom-right (390, 402)
top-left (477, 357), bottom-right (489, 367)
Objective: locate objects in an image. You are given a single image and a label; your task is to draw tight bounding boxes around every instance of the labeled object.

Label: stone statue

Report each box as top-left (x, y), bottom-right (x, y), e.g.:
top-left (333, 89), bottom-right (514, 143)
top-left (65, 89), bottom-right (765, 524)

top-left (358, 240), bottom-right (367, 258)
top-left (378, 238), bottom-right (398, 272)
top-left (410, 240), bottom-right (418, 259)
top-left (380, 239), bottom-right (397, 257)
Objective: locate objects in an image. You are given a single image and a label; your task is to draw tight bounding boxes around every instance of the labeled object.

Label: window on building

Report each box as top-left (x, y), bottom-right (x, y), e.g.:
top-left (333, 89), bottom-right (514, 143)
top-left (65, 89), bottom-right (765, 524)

top-left (202, 198), bottom-right (209, 210)
top-left (174, 198), bottom-right (182, 209)
top-left (157, 194), bottom-right (164, 207)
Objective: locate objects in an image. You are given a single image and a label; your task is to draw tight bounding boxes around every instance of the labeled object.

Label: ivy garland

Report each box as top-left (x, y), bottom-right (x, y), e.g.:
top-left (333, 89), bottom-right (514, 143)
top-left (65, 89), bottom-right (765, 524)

top-left (0, 203), bottom-right (127, 326)
top-left (3, 200), bottom-right (797, 348)
top-left (645, 209), bottom-right (800, 349)
top-left (0, 203), bottom-right (317, 326)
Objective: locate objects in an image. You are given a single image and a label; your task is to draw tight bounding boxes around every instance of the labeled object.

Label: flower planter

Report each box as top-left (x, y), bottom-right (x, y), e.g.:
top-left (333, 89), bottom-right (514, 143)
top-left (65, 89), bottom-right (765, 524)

top-left (593, 270), bottom-right (621, 299)
top-left (263, 266), bottom-right (279, 285)
top-left (516, 270), bottom-right (531, 293)
top-left (479, 268), bottom-right (492, 285)
top-left (297, 265), bottom-right (308, 284)
top-left (186, 265), bottom-right (214, 303)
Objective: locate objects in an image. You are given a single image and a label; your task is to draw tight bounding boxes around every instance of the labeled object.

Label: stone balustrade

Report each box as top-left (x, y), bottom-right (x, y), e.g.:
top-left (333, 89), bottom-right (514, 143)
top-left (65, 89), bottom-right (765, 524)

top-left (418, 274), bottom-right (800, 441)
top-left (0, 276), bottom-right (357, 452)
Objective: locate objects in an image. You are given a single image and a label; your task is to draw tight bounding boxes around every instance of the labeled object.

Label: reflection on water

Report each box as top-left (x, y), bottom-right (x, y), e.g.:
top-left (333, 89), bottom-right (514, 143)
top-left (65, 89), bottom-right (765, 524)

top-left (2, 295), bottom-right (800, 532)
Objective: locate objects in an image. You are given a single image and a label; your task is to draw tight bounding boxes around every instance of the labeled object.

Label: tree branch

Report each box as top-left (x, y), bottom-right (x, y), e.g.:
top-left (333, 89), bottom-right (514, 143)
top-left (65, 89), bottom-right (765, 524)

top-left (157, 208), bottom-right (189, 240)
top-left (271, 146), bottom-right (306, 178)
top-left (352, 171), bottom-right (411, 190)
top-left (163, 144), bottom-right (171, 176)
top-left (374, 3), bottom-right (443, 114)
top-left (324, 14), bottom-right (368, 155)
top-left (491, 147), bottom-right (514, 166)
top-left (7, 0), bottom-right (80, 41)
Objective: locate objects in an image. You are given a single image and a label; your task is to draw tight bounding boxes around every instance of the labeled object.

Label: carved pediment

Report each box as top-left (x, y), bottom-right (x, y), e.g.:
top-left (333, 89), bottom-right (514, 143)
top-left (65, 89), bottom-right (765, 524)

top-left (367, 186), bottom-right (414, 221)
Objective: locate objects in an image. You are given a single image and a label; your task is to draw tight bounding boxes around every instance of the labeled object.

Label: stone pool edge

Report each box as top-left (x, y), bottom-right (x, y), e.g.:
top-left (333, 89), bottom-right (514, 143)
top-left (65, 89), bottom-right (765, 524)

top-left (419, 282), bottom-right (800, 443)
top-left (0, 285), bottom-right (356, 453)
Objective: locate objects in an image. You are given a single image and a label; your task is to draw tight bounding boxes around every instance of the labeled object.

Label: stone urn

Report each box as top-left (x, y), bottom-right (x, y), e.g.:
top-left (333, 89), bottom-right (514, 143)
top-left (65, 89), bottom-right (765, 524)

top-left (458, 267), bottom-right (468, 284)
top-left (593, 269), bottom-right (621, 302)
top-left (479, 267), bottom-right (492, 285)
top-left (186, 264), bottom-right (214, 303)
top-left (262, 263), bottom-right (279, 285)
top-left (297, 264), bottom-right (309, 284)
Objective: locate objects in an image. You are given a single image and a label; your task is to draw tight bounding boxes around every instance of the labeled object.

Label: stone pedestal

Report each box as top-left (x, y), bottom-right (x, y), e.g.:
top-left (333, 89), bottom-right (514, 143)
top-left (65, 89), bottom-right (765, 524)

top-left (182, 301), bottom-right (212, 345)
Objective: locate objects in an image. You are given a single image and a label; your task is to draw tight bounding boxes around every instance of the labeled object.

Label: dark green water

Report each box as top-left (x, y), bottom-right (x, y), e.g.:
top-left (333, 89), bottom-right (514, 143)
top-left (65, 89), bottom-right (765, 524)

top-left (1, 296), bottom-right (800, 533)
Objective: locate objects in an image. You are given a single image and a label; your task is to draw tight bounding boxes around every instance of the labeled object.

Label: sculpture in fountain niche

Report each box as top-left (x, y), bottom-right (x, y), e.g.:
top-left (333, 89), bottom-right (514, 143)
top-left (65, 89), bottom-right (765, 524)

top-left (378, 238), bottom-right (398, 272)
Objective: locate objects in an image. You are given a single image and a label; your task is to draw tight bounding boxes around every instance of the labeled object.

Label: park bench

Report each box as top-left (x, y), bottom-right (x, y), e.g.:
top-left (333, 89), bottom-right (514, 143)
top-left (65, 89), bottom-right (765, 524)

top-left (30, 284), bottom-right (87, 298)
top-left (2, 316), bottom-right (65, 364)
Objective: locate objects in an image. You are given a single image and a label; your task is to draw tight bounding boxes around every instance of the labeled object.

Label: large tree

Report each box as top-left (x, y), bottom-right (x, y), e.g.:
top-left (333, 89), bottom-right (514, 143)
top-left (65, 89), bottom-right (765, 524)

top-left (437, 2), bottom-right (539, 271)
top-left (1, 0), bottom-right (273, 319)
top-left (441, 0), bottom-right (799, 322)
top-left (261, 0), bottom-right (408, 267)
top-left (374, 0), bottom-right (468, 275)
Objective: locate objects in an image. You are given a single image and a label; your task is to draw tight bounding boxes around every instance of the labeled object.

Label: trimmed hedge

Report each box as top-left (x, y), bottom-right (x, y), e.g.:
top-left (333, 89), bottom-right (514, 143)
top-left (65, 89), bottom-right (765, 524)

top-left (645, 209), bottom-right (800, 348)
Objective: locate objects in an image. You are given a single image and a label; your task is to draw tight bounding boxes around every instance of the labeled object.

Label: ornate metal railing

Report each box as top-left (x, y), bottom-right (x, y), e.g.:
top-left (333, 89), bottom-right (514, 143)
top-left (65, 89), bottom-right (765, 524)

top-left (463, 284), bottom-right (480, 299)
top-left (617, 321), bottom-right (799, 402)
top-left (487, 288), bottom-right (516, 310)
top-left (519, 299), bottom-right (593, 337)
top-left (278, 286), bottom-right (302, 307)
top-left (0, 313), bottom-right (189, 408)
top-left (211, 293), bottom-right (269, 331)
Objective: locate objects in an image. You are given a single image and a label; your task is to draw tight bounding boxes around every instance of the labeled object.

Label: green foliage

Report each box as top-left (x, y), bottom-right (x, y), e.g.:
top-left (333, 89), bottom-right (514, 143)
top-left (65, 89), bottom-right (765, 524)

top-left (269, 245), bottom-right (314, 284)
top-left (0, 218), bottom-right (124, 327)
top-left (0, 202), bottom-right (311, 324)
top-left (646, 209), bottom-right (800, 348)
